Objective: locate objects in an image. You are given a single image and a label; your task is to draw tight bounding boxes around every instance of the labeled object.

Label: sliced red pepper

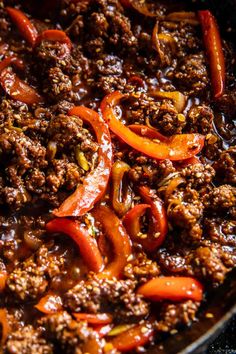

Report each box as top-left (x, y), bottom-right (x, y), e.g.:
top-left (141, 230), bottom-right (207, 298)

top-left (94, 324), bottom-right (113, 338)
top-left (119, 0), bottom-right (133, 8)
top-left (109, 323), bottom-right (154, 352)
top-left (0, 56), bottom-right (24, 72)
top-left (123, 204), bottom-right (151, 245)
top-left (101, 91), bottom-right (204, 161)
top-left (36, 29), bottom-right (72, 51)
top-left (73, 313), bottom-right (113, 325)
top-left (140, 186), bottom-right (168, 251)
top-left (53, 107), bottom-right (112, 217)
top-left (46, 218), bottom-right (104, 273)
top-left (128, 124), bottom-right (169, 143)
top-left (0, 309), bottom-right (9, 344)
top-left (6, 7), bottom-right (38, 46)
top-left (0, 67), bottom-right (43, 105)
top-left (198, 10), bottom-right (225, 99)
top-left (0, 271), bottom-right (7, 292)
top-left (137, 276), bottom-right (203, 302)
top-left (124, 186), bottom-right (168, 252)
top-left (35, 294), bottom-right (63, 314)
top-left (92, 205), bottom-right (131, 279)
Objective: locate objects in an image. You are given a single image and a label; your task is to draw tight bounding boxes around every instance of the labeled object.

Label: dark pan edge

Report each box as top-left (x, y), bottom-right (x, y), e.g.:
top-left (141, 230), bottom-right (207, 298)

top-left (179, 304), bottom-right (236, 354)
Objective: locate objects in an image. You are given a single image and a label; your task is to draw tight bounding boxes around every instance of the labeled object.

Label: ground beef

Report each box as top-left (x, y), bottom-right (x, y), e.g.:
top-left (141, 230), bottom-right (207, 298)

top-left (192, 245), bottom-right (230, 286)
top-left (46, 114), bottom-right (98, 155)
top-left (35, 40), bottom-right (71, 68)
top-left (5, 325), bottom-right (53, 354)
top-left (151, 102), bottom-right (185, 136)
top-left (181, 163), bottom-right (215, 189)
top-left (156, 300), bottom-right (200, 332)
top-left (7, 244), bottom-right (66, 301)
top-left (157, 240), bottom-right (234, 286)
top-left (159, 21), bottom-right (202, 58)
top-left (216, 91), bottom-right (236, 118)
top-left (0, 129), bottom-right (47, 209)
top-left (213, 147), bottom-right (236, 185)
top-left (96, 75), bottom-right (127, 94)
top-left (203, 185), bottom-right (236, 213)
top-left (123, 252), bottom-right (160, 284)
top-left (47, 67), bottom-right (72, 100)
top-left (40, 312), bottom-right (100, 354)
top-left (64, 275), bottom-right (149, 321)
top-left (173, 53), bottom-right (208, 95)
top-left (187, 105), bottom-right (214, 134)
top-left (128, 154), bottom-right (162, 185)
top-left (167, 187), bottom-right (204, 241)
top-left (204, 218), bottom-right (236, 247)
top-left (95, 54), bottom-right (123, 76)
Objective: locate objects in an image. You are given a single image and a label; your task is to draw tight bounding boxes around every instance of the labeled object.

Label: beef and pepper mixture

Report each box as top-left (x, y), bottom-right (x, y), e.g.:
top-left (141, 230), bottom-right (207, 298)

top-left (0, 0), bottom-right (235, 353)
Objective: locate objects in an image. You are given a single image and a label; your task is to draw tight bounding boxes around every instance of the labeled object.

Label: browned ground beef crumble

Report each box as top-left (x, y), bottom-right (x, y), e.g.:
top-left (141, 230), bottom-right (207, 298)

top-left (0, 0), bottom-right (235, 353)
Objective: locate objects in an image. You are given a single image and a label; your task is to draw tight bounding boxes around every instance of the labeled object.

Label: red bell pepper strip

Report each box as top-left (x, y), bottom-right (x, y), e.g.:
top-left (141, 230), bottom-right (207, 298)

top-left (0, 309), bottom-right (9, 345)
top-left (36, 29), bottom-right (72, 51)
top-left (198, 10), bottom-right (225, 99)
top-left (53, 107), bottom-right (112, 217)
top-left (94, 324), bottom-right (113, 338)
top-left (46, 218), bottom-right (104, 273)
top-left (73, 313), bottom-right (113, 325)
top-left (101, 91), bottom-right (204, 161)
top-left (123, 189), bottom-right (168, 252)
top-left (139, 186), bottom-right (168, 251)
top-left (0, 67), bottom-right (43, 105)
top-left (35, 294), bottom-right (63, 314)
top-left (128, 124), bottom-right (168, 143)
top-left (137, 277), bottom-right (203, 302)
top-left (6, 7), bottom-right (38, 47)
top-left (119, 0), bottom-right (133, 8)
top-left (92, 205), bottom-right (131, 279)
top-left (109, 323), bottom-right (154, 352)
top-left (0, 271), bottom-right (7, 292)
top-left (0, 56), bottom-right (24, 72)
top-left (123, 204), bottom-right (151, 247)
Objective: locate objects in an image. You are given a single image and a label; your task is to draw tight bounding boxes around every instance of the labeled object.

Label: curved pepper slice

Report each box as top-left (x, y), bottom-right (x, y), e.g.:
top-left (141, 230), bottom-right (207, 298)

top-left (95, 324), bottom-right (113, 338)
top-left (198, 10), bottom-right (225, 99)
top-left (92, 205), bottom-right (131, 279)
top-left (139, 187), bottom-right (168, 246)
top-left (6, 7), bottom-right (38, 46)
top-left (46, 218), bottom-right (104, 273)
top-left (0, 309), bottom-right (9, 345)
top-left (109, 323), bottom-right (154, 352)
top-left (128, 124), bottom-right (168, 142)
top-left (0, 271), bottom-right (7, 292)
top-left (36, 29), bottom-right (72, 51)
top-left (123, 203), bottom-right (151, 243)
top-left (137, 276), bottom-right (203, 302)
top-left (0, 56), bottom-right (24, 72)
top-left (53, 107), bottom-right (112, 217)
top-left (73, 313), bottom-right (113, 325)
top-left (0, 67), bottom-right (43, 105)
top-left (35, 294), bottom-right (63, 314)
top-left (0, 56), bottom-right (43, 105)
top-left (124, 187), bottom-right (168, 252)
top-left (101, 91), bottom-right (204, 161)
